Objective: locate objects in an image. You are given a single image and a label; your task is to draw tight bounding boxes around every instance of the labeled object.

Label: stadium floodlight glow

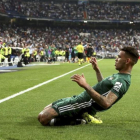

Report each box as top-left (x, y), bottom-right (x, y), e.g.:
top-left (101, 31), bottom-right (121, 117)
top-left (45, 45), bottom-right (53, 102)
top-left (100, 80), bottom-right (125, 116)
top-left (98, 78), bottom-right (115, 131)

top-left (130, 21), bottom-right (133, 24)
top-left (84, 21), bottom-right (87, 23)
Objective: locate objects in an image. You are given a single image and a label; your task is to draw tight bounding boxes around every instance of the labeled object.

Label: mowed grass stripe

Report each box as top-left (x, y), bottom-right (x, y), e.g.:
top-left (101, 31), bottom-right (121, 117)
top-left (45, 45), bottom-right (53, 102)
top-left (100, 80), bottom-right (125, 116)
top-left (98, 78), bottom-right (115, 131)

top-left (0, 60), bottom-right (102, 104)
top-left (0, 59), bottom-right (140, 140)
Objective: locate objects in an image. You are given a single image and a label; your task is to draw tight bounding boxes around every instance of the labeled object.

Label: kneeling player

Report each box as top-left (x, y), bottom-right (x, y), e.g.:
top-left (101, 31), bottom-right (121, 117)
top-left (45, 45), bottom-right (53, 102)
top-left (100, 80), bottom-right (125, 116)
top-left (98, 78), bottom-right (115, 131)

top-left (38, 47), bottom-right (139, 126)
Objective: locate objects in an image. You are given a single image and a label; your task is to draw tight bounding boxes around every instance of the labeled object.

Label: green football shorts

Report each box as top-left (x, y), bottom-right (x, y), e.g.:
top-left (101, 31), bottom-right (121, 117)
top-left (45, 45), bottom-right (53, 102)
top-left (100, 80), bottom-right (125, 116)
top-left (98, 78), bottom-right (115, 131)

top-left (52, 91), bottom-right (97, 118)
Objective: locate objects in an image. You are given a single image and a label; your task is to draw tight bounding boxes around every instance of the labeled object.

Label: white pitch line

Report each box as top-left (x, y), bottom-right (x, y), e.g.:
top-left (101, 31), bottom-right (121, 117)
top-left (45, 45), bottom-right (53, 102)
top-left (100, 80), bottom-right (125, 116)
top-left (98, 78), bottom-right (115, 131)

top-left (0, 59), bottom-right (103, 104)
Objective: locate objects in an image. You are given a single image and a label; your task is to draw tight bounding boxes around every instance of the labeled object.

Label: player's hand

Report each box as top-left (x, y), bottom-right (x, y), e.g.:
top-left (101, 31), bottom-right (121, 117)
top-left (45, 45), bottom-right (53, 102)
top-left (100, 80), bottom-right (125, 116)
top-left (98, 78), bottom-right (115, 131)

top-left (71, 73), bottom-right (88, 88)
top-left (90, 57), bottom-right (99, 71)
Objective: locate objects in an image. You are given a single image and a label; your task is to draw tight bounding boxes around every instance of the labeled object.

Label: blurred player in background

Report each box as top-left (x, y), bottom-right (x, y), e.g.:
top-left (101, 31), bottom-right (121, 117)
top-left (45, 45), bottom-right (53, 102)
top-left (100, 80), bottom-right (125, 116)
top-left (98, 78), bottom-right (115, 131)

top-left (86, 43), bottom-right (93, 63)
top-left (76, 42), bottom-right (84, 66)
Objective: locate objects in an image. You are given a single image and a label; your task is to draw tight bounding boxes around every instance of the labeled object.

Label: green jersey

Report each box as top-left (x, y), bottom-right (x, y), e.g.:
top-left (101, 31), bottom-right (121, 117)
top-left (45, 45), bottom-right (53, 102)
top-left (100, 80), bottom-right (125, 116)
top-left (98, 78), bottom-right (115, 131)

top-left (92, 73), bottom-right (131, 111)
top-left (51, 47), bottom-right (56, 57)
top-left (52, 73), bottom-right (131, 117)
top-left (45, 48), bottom-right (49, 57)
top-left (74, 46), bottom-right (78, 54)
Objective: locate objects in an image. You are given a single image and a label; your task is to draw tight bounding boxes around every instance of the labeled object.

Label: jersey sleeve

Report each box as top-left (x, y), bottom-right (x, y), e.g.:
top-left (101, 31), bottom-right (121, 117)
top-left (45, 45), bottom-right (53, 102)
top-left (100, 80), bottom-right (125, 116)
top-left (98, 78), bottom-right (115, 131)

top-left (111, 78), bottom-right (129, 97)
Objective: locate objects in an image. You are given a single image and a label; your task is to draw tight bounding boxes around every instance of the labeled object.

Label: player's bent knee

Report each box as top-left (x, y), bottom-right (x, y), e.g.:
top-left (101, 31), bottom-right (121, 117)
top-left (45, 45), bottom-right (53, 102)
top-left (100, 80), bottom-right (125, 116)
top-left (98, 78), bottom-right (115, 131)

top-left (38, 107), bottom-right (58, 126)
top-left (38, 112), bottom-right (50, 126)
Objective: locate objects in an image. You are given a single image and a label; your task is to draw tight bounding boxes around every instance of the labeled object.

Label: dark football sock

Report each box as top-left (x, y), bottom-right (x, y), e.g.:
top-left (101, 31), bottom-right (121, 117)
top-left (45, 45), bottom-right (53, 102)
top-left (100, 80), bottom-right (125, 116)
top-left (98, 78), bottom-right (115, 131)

top-left (49, 117), bottom-right (84, 126)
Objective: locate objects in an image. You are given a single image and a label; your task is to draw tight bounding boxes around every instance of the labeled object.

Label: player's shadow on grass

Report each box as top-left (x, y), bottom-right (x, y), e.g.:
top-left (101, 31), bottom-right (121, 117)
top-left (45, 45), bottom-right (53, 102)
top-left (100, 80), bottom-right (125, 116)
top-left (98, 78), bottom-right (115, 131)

top-left (18, 116), bottom-right (39, 126)
top-left (18, 116), bottom-right (76, 129)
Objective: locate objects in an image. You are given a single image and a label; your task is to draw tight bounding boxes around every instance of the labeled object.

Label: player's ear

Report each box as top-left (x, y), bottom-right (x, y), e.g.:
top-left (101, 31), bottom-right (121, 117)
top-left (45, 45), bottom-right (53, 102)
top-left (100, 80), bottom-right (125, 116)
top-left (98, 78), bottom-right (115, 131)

top-left (126, 58), bottom-right (131, 64)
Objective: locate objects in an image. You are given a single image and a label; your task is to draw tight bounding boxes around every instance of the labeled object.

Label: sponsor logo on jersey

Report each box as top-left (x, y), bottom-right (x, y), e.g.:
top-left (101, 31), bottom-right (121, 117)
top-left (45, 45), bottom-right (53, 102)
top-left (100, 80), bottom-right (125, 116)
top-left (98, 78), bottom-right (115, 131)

top-left (108, 77), bottom-right (113, 80)
top-left (113, 82), bottom-right (122, 92)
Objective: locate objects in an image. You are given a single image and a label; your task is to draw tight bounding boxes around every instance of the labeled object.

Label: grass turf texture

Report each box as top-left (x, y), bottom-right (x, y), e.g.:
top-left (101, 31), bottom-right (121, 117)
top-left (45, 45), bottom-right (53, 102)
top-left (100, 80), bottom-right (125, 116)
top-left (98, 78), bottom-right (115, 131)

top-left (0, 59), bottom-right (140, 140)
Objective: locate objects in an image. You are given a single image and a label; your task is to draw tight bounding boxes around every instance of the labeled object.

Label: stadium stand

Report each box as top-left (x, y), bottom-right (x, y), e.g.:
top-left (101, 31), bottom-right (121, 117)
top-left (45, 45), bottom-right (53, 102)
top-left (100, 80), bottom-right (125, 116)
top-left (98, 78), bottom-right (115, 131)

top-left (0, 0), bottom-right (140, 21)
top-left (0, 0), bottom-right (140, 67)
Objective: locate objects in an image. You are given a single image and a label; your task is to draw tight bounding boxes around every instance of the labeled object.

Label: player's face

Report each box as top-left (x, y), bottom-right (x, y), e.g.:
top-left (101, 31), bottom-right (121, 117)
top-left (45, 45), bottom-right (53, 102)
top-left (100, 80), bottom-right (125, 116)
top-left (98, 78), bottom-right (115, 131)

top-left (115, 51), bottom-right (127, 71)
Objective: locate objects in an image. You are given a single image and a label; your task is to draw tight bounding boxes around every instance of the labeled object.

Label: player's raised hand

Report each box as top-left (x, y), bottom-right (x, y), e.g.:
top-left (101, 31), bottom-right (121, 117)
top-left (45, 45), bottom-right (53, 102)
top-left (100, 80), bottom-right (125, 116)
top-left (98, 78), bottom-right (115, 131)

top-left (71, 73), bottom-right (88, 88)
top-left (90, 57), bottom-right (99, 71)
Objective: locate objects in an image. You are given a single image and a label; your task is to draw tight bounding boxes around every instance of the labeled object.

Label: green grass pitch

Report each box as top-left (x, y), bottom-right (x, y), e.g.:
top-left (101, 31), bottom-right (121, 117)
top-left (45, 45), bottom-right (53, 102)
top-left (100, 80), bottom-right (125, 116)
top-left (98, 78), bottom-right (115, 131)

top-left (0, 59), bottom-right (140, 140)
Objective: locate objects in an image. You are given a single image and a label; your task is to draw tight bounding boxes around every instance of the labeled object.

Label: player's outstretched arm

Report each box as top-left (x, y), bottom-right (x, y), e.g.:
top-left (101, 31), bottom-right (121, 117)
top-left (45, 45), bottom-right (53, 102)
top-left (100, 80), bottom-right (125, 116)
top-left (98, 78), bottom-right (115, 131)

top-left (71, 74), bottom-right (118, 109)
top-left (71, 73), bottom-right (87, 88)
top-left (90, 57), bottom-right (103, 82)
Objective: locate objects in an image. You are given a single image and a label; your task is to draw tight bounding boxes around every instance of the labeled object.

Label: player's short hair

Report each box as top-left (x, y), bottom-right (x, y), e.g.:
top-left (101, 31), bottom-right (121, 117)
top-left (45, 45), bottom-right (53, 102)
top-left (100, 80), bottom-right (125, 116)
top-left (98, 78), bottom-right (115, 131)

top-left (121, 47), bottom-right (139, 65)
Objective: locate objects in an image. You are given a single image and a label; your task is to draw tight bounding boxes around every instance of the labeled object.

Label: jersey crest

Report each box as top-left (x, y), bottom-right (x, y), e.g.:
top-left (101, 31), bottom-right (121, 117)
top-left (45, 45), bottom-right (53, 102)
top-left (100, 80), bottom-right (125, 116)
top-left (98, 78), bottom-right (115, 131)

top-left (113, 82), bottom-right (122, 92)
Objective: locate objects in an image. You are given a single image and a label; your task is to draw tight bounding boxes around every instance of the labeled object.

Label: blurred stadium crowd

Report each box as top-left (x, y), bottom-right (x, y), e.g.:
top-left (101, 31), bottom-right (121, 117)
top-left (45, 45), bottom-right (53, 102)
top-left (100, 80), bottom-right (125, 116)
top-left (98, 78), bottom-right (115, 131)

top-left (0, 25), bottom-right (139, 65)
top-left (0, 0), bottom-right (140, 66)
top-left (0, 0), bottom-right (140, 20)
